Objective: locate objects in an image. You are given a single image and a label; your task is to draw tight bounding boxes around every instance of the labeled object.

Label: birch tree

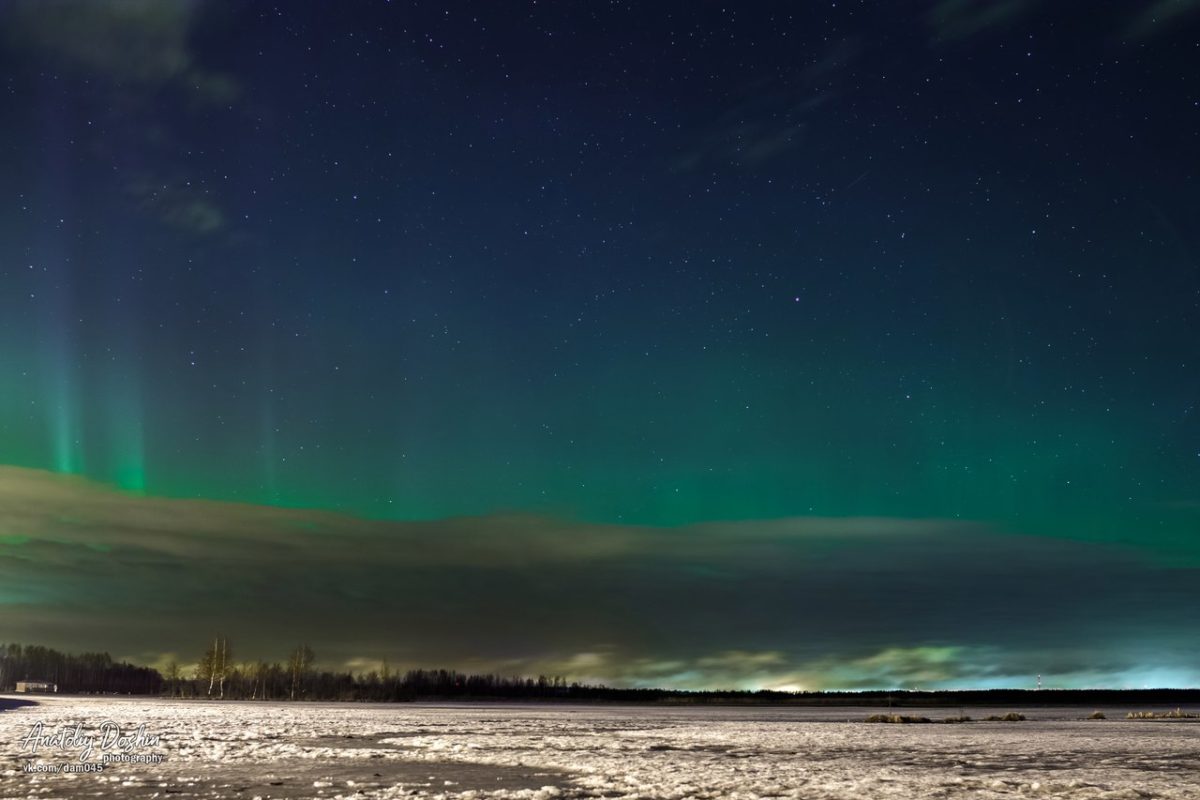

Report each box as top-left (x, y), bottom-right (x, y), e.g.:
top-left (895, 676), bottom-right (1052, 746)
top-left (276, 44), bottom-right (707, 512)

top-left (200, 636), bottom-right (232, 698)
top-left (288, 644), bottom-right (314, 700)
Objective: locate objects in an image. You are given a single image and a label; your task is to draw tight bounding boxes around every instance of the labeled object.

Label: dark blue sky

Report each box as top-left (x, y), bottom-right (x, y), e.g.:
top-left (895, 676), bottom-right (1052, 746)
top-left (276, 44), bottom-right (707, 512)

top-left (0, 1), bottom-right (1197, 687)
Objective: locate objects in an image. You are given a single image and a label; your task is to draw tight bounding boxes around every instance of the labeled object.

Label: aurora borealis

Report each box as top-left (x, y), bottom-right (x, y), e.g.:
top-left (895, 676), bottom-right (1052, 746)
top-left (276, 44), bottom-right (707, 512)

top-left (0, 1), bottom-right (1198, 689)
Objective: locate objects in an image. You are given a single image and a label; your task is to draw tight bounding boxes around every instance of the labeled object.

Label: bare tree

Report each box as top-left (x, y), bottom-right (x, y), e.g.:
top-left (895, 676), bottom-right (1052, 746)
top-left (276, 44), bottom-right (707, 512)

top-left (288, 644), bottom-right (314, 701)
top-left (164, 661), bottom-right (181, 697)
top-left (250, 660), bottom-right (269, 700)
top-left (200, 636), bottom-right (232, 698)
top-left (197, 642), bottom-right (215, 694)
top-left (218, 637), bottom-right (231, 699)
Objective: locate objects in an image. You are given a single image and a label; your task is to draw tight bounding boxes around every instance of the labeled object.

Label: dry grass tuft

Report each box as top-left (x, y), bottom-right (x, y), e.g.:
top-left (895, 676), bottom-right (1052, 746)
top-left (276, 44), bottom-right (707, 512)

top-left (865, 713), bottom-right (932, 724)
top-left (1127, 708), bottom-right (1200, 720)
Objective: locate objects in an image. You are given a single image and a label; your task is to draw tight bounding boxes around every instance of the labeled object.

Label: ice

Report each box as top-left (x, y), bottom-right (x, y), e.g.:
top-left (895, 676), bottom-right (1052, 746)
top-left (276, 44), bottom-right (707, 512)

top-left (1, 697), bottom-right (1198, 798)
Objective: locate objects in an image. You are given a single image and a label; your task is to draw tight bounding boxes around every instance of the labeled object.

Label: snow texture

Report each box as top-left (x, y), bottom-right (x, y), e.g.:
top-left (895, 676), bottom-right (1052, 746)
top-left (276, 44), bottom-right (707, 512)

top-left (2, 697), bottom-right (1198, 799)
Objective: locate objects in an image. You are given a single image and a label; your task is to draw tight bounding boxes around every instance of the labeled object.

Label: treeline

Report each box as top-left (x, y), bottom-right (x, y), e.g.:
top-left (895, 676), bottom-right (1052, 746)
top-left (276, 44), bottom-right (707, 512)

top-left (171, 635), bottom-right (580, 701)
top-left (0, 643), bottom-right (162, 694)
top-left (7, 641), bottom-right (1200, 706)
top-left (174, 663), bottom-right (583, 702)
top-left (790, 687), bottom-right (1200, 708)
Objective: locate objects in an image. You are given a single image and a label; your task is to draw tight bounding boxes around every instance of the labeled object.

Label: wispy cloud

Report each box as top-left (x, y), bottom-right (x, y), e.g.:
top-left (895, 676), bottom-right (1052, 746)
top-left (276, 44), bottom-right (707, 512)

top-left (673, 38), bottom-right (859, 171)
top-left (127, 179), bottom-right (227, 235)
top-left (927, 0), bottom-right (1035, 41)
top-left (926, 1), bottom-right (1199, 42)
top-left (1126, 0), bottom-right (1200, 37)
top-left (1, 0), bottom-right (238, 104)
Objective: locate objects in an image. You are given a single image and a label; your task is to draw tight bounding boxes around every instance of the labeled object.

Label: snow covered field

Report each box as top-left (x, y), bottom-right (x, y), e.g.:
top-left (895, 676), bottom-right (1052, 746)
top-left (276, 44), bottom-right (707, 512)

top-left (2, 697), bottom-right (1198, 799)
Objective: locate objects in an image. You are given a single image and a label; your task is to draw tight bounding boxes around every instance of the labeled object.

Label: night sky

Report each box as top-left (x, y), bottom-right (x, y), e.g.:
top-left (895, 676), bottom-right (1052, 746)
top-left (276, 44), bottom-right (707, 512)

top-left (1, 1), bottom-right (1198, 689)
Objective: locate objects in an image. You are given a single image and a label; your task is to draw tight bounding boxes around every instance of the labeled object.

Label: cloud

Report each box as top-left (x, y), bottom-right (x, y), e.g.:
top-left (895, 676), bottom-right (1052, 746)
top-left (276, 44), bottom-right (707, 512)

top-left (627, 646), bottom-right (982, 691)
top-left (927, 0), bottom-right (1036, 41)
top-left (926, 1), bottom-right (1200, 43)
top-left (0, 0), bottom-right (238, 104)
top-left (673, 38), bottom-right (858, 171)
top-left (1126, 0), bottom-right (1200, 37)
top-left (1, 466), bottom-right (1197, 688)
top-left (478, 644), bottom-right (1200, 691)
top-left (126, 179), bottom-right (227, 235)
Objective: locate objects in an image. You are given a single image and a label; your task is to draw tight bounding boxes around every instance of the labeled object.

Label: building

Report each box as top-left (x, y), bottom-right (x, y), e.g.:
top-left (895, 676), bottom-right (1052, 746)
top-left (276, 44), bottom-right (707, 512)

top-left (14, 681), bottom-right (57, 693)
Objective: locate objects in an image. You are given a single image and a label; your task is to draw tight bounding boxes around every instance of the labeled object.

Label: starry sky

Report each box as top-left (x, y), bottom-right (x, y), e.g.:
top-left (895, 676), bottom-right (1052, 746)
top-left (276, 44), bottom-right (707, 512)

top-left (0, 0), bottom-right (1198, 689)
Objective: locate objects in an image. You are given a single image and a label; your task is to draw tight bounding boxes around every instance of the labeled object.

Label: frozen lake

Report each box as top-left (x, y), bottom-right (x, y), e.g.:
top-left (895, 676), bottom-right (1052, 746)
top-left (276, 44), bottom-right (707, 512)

top-left (2, 696), bottom-right (1198, 798)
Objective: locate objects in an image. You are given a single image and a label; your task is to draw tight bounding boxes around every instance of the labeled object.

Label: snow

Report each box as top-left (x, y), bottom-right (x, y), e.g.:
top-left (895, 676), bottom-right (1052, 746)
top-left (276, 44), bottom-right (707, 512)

top-left (1, 697), bottom-right (1198, 799)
